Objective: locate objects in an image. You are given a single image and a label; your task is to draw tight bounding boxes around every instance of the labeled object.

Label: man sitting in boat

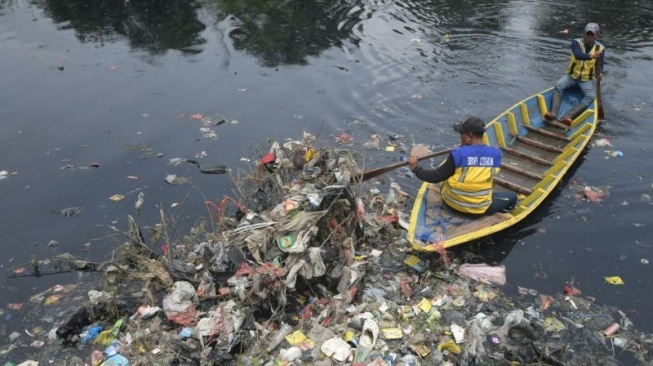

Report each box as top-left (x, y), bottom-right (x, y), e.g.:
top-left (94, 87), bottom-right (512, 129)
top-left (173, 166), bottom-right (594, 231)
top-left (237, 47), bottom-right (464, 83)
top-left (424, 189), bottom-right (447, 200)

top-left (544, 22), bottom-right (605, 126)
top-left (407, 116), bottom-right (517, 216)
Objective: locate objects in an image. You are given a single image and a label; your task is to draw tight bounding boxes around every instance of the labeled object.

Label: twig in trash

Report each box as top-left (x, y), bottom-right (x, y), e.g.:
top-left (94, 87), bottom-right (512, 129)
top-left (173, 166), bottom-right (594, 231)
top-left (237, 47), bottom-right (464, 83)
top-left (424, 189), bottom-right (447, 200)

top-left (317, 193), bottom-right (356, 248)
top-left (313, 120), bottom-right (326, 143)
top-left (163, 185), bottom-right (207, 247)
top-left (186, 188), bottom-right (218, 233)
top-left (7, 254), bottom-right (106, 278)
top-left (160, 205), bottom-right (172, 263)
top-left (263, 296), bottom-right (286, 329)
top-left (128, 215), bottom-right (146, 247)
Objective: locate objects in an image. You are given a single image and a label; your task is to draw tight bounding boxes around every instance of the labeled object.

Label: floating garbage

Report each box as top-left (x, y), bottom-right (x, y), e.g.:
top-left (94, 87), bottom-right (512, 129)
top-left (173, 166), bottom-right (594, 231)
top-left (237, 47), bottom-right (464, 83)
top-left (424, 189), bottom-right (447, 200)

top-left (0, 170), bottom-right (16, 180)
top-left (456, 263), bottom-right (506, 285)
top-left (80, 325), bottom-right (103, 344)
top-left (605, 322), bottom-right (621, 336)
top-left (163, 174), bottom-right (190, 185)
top-left (4, 131), bottom-right (653, 366)
top-left (581, 185), bottom-right (609, 202)
top-left (605, 276), bottom-right (625, 285)
top-left (320, 337), bottom-right (351, 362)
top-left (58, 206), bottom-right (82, 217)
top-left (162, 281), bottom-right (198, 326)
top-left (108, 194), bottom-right (125, 202)
top-left (185, 159), bottom-right (228, 174)
top-left (594, 138), bottom-right (612, 147)
top-left (605, 150), bottom-right (624, 157)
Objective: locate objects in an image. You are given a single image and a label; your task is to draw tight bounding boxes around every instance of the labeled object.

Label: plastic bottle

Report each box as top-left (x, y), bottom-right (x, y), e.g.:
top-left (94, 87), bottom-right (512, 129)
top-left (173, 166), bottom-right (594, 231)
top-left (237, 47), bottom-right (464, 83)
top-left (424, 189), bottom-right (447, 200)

top-left (266, 323), bottom-right (292, 352)
top-left (604, 323), bottom-right (620, 336)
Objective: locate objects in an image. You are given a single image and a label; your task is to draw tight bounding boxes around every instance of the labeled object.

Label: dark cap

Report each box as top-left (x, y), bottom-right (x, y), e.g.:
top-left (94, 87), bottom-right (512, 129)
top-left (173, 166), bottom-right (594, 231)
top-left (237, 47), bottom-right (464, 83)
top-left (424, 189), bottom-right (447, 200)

top-left (452, 116), bottom-right (486, 134)
top-left (584, 23), bottom-right (600, 35)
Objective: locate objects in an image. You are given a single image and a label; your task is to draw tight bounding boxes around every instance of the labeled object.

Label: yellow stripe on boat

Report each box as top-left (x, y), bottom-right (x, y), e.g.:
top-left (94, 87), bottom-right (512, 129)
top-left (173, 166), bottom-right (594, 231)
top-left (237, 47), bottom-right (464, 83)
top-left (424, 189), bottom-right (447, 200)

top-left (506, 112), bottom-right (518, 136)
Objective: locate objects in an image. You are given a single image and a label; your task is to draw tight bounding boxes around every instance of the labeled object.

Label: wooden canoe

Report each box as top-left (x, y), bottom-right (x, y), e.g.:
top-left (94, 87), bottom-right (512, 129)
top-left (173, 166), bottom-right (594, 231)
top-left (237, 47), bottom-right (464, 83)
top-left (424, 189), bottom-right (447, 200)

top-left (407, 86), bottom-right (599, 250)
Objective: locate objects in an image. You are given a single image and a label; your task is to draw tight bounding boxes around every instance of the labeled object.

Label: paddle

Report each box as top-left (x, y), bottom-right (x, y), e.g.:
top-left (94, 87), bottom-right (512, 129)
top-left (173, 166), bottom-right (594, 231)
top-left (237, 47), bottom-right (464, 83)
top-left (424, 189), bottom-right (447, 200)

top-left (596, 43), bottom-right (605, 119)
top-left (356, 147), bottom-right (452, 182)
top-left (596, 79), bottom-right (604, 119)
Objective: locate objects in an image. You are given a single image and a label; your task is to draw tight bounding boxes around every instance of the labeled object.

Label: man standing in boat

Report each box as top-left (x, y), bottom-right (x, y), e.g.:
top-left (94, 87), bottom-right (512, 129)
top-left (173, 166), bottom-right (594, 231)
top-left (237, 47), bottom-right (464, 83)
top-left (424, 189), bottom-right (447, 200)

top-left (544, 22), bottom-right (605, 126)
top-left (407, 117), bottom-right (517, 216)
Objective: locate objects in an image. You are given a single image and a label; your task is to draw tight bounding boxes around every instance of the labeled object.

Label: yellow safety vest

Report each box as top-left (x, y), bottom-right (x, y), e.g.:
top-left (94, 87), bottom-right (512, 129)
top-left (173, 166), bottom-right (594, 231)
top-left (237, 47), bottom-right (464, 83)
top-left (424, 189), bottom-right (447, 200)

top-left (440, 145), bottom-right (501, 214)
top-left (565, 39), bottom-right (605, 81)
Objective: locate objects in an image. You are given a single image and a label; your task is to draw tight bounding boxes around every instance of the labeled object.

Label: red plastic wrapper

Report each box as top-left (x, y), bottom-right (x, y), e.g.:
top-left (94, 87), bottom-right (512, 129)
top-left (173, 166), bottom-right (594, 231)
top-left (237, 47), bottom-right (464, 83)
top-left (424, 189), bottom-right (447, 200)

top-left (400, 279), bottom-right (413, 299)
top-left (563, 284), bottom-right (582, 296)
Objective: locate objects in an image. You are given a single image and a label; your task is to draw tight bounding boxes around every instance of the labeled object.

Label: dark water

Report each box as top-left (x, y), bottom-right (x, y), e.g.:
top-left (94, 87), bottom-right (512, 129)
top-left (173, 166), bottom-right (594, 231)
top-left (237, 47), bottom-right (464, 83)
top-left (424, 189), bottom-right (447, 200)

top-left (1, 0), bottom-right (653, 342)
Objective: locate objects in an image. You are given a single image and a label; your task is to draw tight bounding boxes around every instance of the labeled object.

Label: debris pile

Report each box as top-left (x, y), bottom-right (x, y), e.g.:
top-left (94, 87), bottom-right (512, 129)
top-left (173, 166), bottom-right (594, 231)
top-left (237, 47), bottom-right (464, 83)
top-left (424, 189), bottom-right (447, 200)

top-left (3, 133), bottom-right (653, 366)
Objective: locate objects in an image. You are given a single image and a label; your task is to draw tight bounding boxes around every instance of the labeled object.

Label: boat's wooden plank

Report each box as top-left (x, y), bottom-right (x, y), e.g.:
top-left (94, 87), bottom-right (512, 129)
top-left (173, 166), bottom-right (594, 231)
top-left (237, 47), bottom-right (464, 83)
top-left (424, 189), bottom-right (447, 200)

top-left (513, 143), bottom-right (559, 162)
top-left (501, 156), bottom-right (550, 176)
top-left (494, 177), bottom-right (533, 195)
top-left (523, 125), bottom-right (570, 142)
top-left (522, 133), bottom-right (568, 151)
top-left (544, 119), bottom-right (571, 130)
top-left (515, 136), bottom-right (564, 153)
top-left (496, 169), bottom-right (538, 194)
top-left (446, 214), bottom-right (508, 239)
top-left (501, 147), bottom-right (554, 166)
top-left (500, 163), bottom-right (543, 180)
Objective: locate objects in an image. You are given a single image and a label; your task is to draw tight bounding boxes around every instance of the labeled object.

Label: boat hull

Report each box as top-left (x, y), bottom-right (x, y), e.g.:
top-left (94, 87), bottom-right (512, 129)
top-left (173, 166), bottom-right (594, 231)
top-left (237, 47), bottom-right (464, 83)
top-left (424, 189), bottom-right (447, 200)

top-left (407, 86), bottom-right (598, 250)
